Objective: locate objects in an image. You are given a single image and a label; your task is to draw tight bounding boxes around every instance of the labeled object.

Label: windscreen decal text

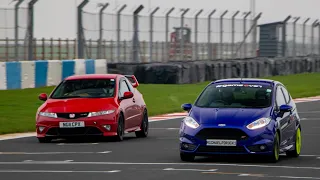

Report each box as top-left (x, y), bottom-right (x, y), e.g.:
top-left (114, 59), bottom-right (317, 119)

top-left (216, 84), bottom-right (263, 88)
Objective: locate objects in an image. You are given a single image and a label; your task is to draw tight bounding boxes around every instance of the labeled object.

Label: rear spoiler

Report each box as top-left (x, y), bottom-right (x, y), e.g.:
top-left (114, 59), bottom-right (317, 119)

top-left (124, 75), bottom-right (139, 88)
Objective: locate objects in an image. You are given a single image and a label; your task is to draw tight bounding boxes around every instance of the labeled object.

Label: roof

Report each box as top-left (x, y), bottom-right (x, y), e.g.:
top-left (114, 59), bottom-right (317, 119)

top-left (65, 74), bottom-right (121, 80)
top-left (258, 21), bottom-right (284, 27)
top-left (212, 78), bottom-right (276, 85)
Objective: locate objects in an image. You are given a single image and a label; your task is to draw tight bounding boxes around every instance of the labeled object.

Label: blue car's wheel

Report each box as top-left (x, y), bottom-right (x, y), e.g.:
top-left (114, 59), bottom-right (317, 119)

top-left (268, 132), bottom-right (280, 163)
top-left (286, 127), bottom-right (301, 157)
top-left (180, 153), bottom-right (195, 162)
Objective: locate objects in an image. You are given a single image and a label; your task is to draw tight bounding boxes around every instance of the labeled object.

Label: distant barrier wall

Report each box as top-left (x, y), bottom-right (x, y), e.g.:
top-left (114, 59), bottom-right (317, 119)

top-left (0, 59), bottom-right (108, 90)
top-left (1, 57), bottom-right (320, 90)
top-left (108, 56), bottom-right (320, 84)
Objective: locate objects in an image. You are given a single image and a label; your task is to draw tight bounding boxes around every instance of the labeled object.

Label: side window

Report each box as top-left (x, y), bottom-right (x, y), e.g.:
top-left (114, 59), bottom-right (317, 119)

top-left (119, 80), bottom-right (130, 97)
top-left (281, 86), bottom-right (291, 104)
top-left (276, 86), bottom-right (286, 107)
top-left (125, 79), bottom-right (134, 92)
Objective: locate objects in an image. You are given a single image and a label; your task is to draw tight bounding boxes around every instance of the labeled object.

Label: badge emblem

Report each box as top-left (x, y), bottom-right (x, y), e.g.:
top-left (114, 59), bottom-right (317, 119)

top-left (218, 124), bottom-right (226, 127)
top-left (69, 114), bottom-right (75, 118)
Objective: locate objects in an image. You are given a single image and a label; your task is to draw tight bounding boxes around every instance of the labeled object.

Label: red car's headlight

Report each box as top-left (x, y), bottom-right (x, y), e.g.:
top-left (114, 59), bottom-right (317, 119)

top-left (88, 110), bottom-right (115, 117)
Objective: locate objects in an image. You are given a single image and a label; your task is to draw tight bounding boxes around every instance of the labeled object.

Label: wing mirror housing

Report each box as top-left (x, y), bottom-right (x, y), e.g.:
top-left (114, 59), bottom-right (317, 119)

top-left (38, 93), bottom-right (48, 101)
top-left (121, 91), bottom-right (134, 100)
top-left (276, 104), bottom-right (293, 118)
top-left (181, 103), bottom-right (192, 112)
top-left (279, 104), bottom-right (293, 112)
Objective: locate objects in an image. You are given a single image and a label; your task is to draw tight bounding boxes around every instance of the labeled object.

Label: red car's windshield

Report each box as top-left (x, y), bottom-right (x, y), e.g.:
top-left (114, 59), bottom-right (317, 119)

top-left (50, 79), bottom-right (116, 99)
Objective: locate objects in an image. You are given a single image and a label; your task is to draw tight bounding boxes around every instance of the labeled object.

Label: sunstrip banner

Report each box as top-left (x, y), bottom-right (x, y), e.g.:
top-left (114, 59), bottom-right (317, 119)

top-left (0, 59), bottom-right (108, 90)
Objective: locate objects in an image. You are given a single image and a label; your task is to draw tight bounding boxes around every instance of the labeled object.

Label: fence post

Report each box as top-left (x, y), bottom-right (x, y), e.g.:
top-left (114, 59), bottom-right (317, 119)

top-left (77, 0), bottom-right (89, 59)
top-left (194, 9), bottom-right (203, 60)
top-left (117, 5), bottom-right (126, 63)
top-left (231, 11), bottom-right (240, 58)
top-left (27, 0), bottom-right (38, 60)
top-left (282, 16), bottom-right (291, 57)
top-left (220, 10), bottom-right (228, 59)
top-left (243, 12), bottom-right (251, 58)
top-left (302, 18), bottom-right (310, 55)
top-left (14, 0), bottom-right (24, 61)
top-left (132, 5), bottom-right (144, 63)
top-left (98, 3), bottom-right (109, 59)
top-left (180, 8), bottom-right (189, 60)
top-left (318, 23), bottom-right (320, 55)
top-left (165, 8), bottom-right (174, 61)
top-left (207, 9), bottom-right (216, 60)
top-left (293, 17), bottom-right (300, 57)
top-left (311, 20), bottom-right (318, 54)
top-left (149, 7), bottom-right (159, 62)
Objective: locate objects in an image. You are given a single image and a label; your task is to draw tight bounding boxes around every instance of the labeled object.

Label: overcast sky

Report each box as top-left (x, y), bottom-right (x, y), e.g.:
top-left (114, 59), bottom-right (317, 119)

top-left (0, 0), bottom-right (319, 40)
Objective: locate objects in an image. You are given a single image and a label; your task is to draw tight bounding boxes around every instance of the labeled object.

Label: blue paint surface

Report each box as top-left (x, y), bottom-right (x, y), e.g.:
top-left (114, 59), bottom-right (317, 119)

top-left (85, 59), bottom-right (95, 74)
top-left (35, 60), bottom-right (48, 87)
top-left (5, 62), bottom-right (21, 89)
top-left (62, 60), bottom-right (75, 80)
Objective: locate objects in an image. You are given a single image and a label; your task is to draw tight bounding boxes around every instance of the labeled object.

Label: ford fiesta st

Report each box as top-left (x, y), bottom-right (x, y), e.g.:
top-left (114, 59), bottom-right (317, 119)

top-left (179, 78), bottom-right (302, 162)
top-left (36, 74), bottom-right (148, 143)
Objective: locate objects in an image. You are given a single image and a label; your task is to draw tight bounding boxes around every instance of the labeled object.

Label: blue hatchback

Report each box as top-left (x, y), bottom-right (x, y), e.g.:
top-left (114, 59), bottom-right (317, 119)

top-left (179, 78), bottom-right (302, 162)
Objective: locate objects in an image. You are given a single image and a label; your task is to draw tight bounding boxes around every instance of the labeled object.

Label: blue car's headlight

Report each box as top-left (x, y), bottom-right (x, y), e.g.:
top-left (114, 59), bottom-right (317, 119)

top-left (246, 118), bottom-right (271, 130)
top-left (183, 116), bottom-right (200, 129)
top-left (39, 112), bottom-right (57, 118)
top-left (88, 110), bottom-right (115, 117)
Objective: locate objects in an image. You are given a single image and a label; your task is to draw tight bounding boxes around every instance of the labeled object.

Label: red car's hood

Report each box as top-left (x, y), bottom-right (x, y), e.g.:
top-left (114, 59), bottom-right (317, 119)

top-left (41, 98), bottom-right (117, 113)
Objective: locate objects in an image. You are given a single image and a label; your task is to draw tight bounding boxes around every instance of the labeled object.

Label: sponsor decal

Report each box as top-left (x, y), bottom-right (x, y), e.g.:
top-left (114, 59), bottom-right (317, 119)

top-left (216, 84), bottom-right (263, 88)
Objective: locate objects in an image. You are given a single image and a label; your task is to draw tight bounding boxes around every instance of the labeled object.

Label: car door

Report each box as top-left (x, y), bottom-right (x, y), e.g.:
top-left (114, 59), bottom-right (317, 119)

top-left (275, 85), bottom-right (292, 147)
top-left (280, 86), bottom-right (296, 142)
top-left (124, 78), bottom-right (142, 127)
top-left (118, 78), bottom-right (135, 130)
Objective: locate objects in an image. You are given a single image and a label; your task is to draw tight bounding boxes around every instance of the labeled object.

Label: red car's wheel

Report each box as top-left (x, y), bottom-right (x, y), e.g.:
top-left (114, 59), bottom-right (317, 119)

top-left (115, 114), bottom-right (124, 141)
top-left (135, 110), bottom-right (148, 138)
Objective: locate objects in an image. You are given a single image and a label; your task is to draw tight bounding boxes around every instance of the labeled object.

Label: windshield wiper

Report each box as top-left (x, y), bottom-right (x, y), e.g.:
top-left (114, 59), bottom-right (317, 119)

top-left (51, 96), bottom-right (83, 99)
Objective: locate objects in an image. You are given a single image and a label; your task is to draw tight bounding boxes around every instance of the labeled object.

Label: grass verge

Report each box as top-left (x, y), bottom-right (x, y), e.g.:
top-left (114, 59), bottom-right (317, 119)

top-left (0, 72), bottom-right (319, 135)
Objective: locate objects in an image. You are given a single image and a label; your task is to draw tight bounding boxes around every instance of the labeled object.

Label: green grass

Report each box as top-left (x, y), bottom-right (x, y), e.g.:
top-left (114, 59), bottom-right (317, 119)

top-left (0, 72), bottom-right (319, 135)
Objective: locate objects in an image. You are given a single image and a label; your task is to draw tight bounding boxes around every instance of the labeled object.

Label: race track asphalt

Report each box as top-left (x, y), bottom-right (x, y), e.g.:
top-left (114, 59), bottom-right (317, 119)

top-left (0, 101), bottom-right (320, 180)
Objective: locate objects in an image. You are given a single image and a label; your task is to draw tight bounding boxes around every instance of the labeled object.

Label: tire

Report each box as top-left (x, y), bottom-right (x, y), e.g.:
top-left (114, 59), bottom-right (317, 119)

top-left (135, 110), bottom-right (149, 138)
top-left (286, 127), bottom-right (301, 157)
top-left (38, 137), bottom-right (51, 143)
top-left (268, 132), bottom-right (280, 163)
top-left (180, 152), bottom-right (195, 162)
top-left (115, 114), bottom-right (124, 141)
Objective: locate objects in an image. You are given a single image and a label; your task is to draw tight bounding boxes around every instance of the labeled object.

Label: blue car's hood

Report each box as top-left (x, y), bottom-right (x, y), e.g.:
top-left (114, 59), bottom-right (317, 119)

top-left (190, 106), bottom-right (272, 127)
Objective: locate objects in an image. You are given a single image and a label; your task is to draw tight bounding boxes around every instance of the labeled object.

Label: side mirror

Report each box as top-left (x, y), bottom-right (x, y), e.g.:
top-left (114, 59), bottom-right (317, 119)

top-left (39, 93), bottom-right (48, 101)
top-left (122, 91), bottom-right (134, 99)
top-left (181, 103), bottom-right (192, 112)
top-left (279, 104), bottom-right (292, 112)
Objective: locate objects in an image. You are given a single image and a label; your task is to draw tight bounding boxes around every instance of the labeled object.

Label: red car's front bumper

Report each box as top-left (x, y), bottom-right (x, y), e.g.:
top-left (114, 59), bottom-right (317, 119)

top-left (36, 115), bottom-right (118, 138)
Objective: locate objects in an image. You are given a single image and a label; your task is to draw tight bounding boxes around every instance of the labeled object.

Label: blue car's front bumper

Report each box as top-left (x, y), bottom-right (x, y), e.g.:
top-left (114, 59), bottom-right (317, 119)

top-left (179, 123), bottom-right (276, 156)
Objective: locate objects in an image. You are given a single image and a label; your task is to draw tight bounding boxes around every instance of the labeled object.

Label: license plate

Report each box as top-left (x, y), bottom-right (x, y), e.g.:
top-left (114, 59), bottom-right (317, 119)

top-left (206, 139), bottom-right (237, 146)
top-left (59, 121), bottom-right (85, 128)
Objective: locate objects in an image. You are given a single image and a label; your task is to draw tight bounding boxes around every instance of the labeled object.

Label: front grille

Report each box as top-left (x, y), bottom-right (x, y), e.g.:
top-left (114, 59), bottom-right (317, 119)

top-left (46, 127), bottom-right (102, 136)
top-left (56, 113), bottom-right (89, 119)
top-left (195, 128), bottom-right (248, 140)
top-left (197, 146), bottom-right (247, 153)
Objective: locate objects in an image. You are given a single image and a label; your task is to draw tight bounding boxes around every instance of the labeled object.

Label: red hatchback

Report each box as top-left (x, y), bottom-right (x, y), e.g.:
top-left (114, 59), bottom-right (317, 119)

top-left (36, 74), bottom-right (148, 143)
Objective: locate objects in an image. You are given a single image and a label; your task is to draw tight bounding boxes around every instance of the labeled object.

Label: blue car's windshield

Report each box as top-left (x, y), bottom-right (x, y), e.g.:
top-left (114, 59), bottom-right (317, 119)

top-left (50, 79), bottom-right (116, 99)
top-left (195, 83), bottom-right (273, 108)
